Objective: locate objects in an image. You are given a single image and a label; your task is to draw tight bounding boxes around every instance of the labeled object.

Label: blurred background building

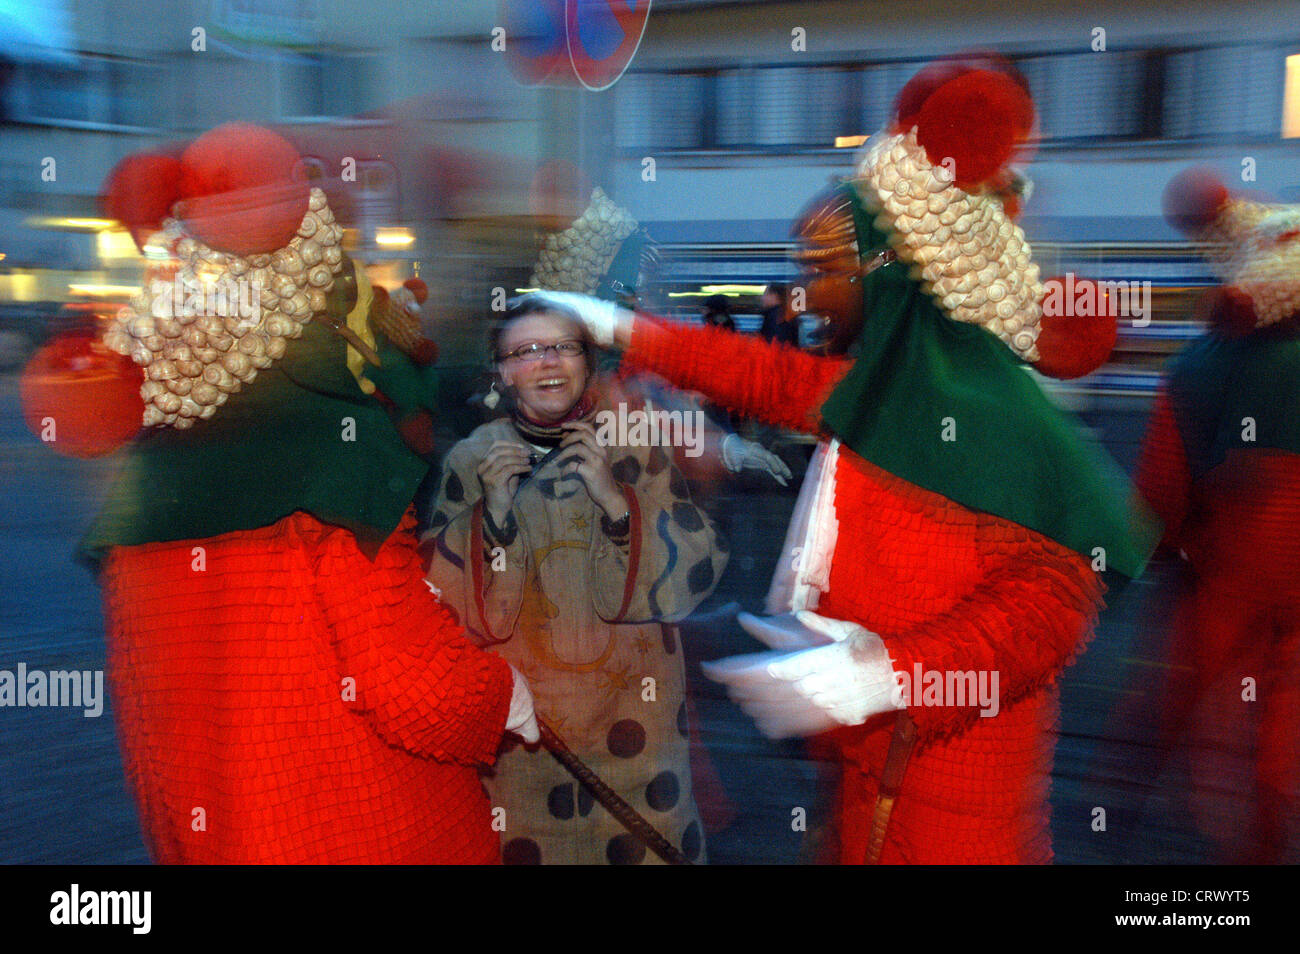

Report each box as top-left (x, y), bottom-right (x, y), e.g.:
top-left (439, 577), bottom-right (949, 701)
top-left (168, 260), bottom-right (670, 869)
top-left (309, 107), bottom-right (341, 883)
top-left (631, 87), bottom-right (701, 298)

top-left (2, 0), bottom-right (1299, 863)
top-left (3, 0), bottom-right (1298, 383)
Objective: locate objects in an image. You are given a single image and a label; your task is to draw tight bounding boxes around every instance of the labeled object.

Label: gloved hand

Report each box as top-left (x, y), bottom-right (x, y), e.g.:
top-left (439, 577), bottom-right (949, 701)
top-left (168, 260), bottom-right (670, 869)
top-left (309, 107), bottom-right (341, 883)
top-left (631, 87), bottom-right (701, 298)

top-left (721, 434), bottom-right (792, 486)
top-left (505, 664), bottom-right (540, 744)
top-left (701, 610), bottom-right (903, 739)
top-left (524, 291), bottom-right (631, 348)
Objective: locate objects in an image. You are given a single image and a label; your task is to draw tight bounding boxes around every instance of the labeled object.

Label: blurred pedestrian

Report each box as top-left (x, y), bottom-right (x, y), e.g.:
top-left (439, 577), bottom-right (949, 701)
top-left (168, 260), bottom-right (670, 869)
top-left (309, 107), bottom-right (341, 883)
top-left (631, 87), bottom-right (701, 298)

top-left (759, 283), bottom-right (799, 346)
top-left (30, 125), bottom-right (534, 864)
top-left (701, 293), bottom-right (735, 332)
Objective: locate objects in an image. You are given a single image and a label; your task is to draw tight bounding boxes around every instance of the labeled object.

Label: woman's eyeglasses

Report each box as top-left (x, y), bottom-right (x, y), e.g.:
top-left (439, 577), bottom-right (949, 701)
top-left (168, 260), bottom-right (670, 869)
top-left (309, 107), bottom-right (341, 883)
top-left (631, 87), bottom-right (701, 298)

top-left (499, 340), bottom-right (586, 363)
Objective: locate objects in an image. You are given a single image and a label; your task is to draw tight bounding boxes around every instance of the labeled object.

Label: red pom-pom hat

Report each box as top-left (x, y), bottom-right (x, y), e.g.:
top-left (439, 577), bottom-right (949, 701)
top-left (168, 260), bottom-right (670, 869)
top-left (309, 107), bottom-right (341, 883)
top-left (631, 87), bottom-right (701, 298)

top-left (174, 124), bottom-right (311, 257)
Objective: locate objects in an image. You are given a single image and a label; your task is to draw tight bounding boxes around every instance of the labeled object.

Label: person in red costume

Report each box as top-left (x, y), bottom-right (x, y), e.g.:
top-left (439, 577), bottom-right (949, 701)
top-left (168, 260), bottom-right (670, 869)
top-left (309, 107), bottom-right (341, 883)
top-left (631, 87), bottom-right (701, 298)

top-left (1133, 169), bottom-right (1300, 864)
top-left (21, 124), bottom-right (537, 863)
top-left (531, 59), bottom-right (1159, 864)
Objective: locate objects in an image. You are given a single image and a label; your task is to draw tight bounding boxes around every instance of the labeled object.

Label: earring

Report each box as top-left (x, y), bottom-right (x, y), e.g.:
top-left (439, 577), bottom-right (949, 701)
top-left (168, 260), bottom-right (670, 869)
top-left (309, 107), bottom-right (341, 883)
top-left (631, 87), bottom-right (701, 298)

top-left (483, 380), bottom-right (500, 409)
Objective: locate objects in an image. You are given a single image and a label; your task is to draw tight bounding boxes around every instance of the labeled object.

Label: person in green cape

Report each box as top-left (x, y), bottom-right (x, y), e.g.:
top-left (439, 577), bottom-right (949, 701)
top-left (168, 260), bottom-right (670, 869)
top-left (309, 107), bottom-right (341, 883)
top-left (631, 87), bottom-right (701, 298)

top-left (23, 123), bottom-right (537, 863)
top-left (527, 58), bottom-right (1160, 863)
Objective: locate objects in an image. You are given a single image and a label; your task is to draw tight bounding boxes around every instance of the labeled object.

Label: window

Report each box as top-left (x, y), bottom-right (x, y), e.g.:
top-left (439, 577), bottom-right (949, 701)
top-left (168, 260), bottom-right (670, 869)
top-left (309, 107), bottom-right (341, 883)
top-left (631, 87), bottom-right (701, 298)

top-left (3, 56), bottom-right (165, 131)
top-left (279, 53), bottom-right (371, 120)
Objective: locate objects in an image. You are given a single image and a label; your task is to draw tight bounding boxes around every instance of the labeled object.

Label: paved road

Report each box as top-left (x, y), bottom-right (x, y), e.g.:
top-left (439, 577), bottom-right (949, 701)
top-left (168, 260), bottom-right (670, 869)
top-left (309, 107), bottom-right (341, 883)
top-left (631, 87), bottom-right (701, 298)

top-left (0, 375), bottom-right (1277, 864)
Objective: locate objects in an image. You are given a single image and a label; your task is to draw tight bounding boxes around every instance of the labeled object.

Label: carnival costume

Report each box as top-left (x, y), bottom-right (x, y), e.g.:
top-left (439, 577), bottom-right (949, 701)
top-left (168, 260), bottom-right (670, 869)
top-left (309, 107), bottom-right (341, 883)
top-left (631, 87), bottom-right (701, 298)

top-left (1133, 170), bottom-right (1300, 862)
top-left (21, 124), bottom-right (532, 863)
top-left (535, 62), bottom-right (1160, 863)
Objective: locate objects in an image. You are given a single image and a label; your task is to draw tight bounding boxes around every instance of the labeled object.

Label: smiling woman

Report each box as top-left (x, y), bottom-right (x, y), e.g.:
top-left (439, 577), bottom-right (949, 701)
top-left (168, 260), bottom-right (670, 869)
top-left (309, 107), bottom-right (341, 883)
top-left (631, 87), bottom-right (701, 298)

top-left (421, 295), bottom-right (728, 865)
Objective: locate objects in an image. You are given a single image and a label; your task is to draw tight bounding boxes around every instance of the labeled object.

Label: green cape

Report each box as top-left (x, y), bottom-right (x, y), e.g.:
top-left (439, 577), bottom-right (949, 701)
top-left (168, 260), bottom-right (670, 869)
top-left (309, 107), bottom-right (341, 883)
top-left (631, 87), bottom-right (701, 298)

top-left (1167, 327), bottom-right (1300, 480)
top-left (81, 319), bottom-right (433, 563)
top-left (818, 183), bottom-right (1159, 579)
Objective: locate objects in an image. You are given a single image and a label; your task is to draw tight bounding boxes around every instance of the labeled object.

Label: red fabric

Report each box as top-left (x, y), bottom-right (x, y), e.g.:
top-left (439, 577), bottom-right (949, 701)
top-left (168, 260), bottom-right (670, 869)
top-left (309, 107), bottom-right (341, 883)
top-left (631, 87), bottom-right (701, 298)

top-left (101, 510), bottom-right (513, 864)
top-left (609, 482), bottom-right (643, 623)
top-left (1134, 389), bottom-right (1191, 552)
top-left (1137, 389), bottom-right (1300, 860)
top-left (627, 318), bottom-right (851, 434)
top-left (626, 318), bottom-right (1105, 863)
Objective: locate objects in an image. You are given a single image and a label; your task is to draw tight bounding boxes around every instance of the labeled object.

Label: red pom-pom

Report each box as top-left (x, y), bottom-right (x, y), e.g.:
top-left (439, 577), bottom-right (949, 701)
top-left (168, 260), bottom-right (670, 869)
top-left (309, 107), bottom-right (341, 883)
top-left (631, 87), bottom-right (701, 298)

top-left (1198, 284), bottom-right (1258, 336)
top-left (914, 70), bottom-right (1033, 188)
top-left (1163, 168), bottom-right (1229, 236)
top-left (411, 338), bottom-right (439, 366)
top-left (1035, 276), bottom-right (1119, 379)
top-left (103, 153), bottom-right (184, 251)
top-left (20, 332), bottom-right (144, 458)
top-left (175, 124), bottom-right (309, 256)
top-left (894, 62), bottom-right (972, 133)
top-left (396, 409), bottom-right (436, 458)
top-left (403, 278), bottom-right (429, 304)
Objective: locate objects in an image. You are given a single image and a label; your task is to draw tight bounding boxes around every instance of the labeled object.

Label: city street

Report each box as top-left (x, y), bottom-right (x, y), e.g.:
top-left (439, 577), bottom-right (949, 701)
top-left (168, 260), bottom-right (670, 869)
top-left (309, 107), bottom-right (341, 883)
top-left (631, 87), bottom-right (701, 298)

top-left (0, 372), bottom-right (1273, 864)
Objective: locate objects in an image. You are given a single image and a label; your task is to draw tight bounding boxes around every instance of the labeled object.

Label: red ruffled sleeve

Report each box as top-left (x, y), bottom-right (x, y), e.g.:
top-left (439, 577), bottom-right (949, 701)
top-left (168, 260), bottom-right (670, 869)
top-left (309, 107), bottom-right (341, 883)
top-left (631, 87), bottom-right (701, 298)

top-left (305, 512), bottom-right (514, 766)
top-left (885, 526), bottom-right (1105, 740)
top-left (625, 317), bottom-right (852, 435)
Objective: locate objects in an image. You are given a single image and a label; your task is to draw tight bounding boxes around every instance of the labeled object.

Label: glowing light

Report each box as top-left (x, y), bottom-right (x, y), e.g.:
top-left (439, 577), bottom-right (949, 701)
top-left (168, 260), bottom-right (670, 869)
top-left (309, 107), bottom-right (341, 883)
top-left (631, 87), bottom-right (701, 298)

top-left (1285, 55), bottom-right (1300, 138)
top-left (835, 135), bottom-right (868, 148)
top-left (68, 284), bottom-right (140, 298)
top-left (668, 284), bottom-right (768, 298)
top-left (375, 227), bottom-right (415, 248)
top-left (96, 229), bottom-right (140, 262)
top-left (27, 216), bottom-right (117, 231)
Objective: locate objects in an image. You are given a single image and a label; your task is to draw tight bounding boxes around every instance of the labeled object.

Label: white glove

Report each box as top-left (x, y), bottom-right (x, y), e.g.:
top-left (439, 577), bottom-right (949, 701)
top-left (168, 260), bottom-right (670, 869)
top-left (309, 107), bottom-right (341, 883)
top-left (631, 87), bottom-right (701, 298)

top-left (526, 291), bottom-right (629, 348)
top-left (721, 434), bottom-right (792, 486)
top-left (504, 664), bottom-right (539, 744)
top-left (702, 611), bottom-right (903, 739)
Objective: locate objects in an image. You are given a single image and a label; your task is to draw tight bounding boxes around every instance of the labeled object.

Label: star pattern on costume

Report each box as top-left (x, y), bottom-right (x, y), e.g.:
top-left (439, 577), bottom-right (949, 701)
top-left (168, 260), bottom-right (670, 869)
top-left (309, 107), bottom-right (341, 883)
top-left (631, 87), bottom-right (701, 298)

top-left (569, 513), bottom-right (590, 534)
top-left (633, 635), bottom-right (653, 658)
top-left (599, 666), bottom-right (632, 696)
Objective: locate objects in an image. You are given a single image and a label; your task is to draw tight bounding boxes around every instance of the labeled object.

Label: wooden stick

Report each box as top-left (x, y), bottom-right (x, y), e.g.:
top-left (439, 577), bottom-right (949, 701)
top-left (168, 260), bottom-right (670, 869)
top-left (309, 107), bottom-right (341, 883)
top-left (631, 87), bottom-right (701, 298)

top-left (864, 712), bottom-right (917, 864)
top-left (538, 717), bottom-right (690, 865)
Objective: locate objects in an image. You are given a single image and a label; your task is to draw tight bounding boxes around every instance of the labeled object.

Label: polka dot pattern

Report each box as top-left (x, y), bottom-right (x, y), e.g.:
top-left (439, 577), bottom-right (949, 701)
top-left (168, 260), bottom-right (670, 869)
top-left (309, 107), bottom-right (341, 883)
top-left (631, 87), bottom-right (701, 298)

top-left (645, 771), bottom-right (680, 812)
top-left (607, 719), bottom-right (647, 758)
top-left (503, 837), bottom-right (542, 865)
top-left (606, 833), bottom-right (646, 865)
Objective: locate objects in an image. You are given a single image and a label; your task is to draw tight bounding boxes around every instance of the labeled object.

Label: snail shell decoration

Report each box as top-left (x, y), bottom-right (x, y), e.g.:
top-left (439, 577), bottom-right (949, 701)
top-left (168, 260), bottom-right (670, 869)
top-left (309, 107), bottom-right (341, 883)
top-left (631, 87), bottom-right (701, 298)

top-left (102, 186), bottom-right (345, 429)
top-left (530, 187), bottom-right (638, 295)
top-left (854, 130), bottom-right (1044, 363)
top-left (1200, 201), bottom-right (1300, 329)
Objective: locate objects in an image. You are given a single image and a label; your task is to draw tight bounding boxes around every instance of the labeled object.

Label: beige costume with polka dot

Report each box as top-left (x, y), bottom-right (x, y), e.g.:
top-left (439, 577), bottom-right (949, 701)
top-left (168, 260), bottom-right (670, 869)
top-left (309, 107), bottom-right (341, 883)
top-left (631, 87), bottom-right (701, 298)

top-left (423, 392), bottom-right (726, 864)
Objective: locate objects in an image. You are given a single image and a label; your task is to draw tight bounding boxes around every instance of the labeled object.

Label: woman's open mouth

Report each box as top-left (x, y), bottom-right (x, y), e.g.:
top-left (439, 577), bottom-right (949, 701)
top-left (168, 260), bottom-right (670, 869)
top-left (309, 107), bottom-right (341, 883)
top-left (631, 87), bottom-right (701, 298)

top-left (535, 378), bottom-right (568, 392)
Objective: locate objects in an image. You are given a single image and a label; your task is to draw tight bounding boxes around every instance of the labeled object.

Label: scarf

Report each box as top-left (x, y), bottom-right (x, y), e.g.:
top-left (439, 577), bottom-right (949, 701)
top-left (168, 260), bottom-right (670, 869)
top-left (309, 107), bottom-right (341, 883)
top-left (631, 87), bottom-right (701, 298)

top-left (510, 389), bottom-right (597, 448)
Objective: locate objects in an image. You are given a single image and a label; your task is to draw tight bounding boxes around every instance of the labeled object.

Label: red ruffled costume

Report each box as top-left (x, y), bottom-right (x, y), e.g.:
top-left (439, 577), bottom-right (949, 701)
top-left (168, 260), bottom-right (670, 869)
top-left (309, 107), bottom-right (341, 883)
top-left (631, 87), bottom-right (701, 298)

top-left (625, 320), bottom-right (1104, 863)
top-left (1136, 393), bottom-right (1300, 862)
top-left (101, 511), bottom-right (513, 863)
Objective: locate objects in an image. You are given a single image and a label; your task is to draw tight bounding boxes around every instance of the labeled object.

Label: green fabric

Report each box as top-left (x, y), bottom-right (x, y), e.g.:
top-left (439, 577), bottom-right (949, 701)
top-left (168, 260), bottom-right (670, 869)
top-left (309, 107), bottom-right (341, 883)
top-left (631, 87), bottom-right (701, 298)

top-left (364, 337), bottom-right (440, 417)
top-left (819, 183), bottom-right (1159, 579)
top-left (1167, 328), bottom-right (1300, 480)
top-left (81, 320), bottom-right (431, 563)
